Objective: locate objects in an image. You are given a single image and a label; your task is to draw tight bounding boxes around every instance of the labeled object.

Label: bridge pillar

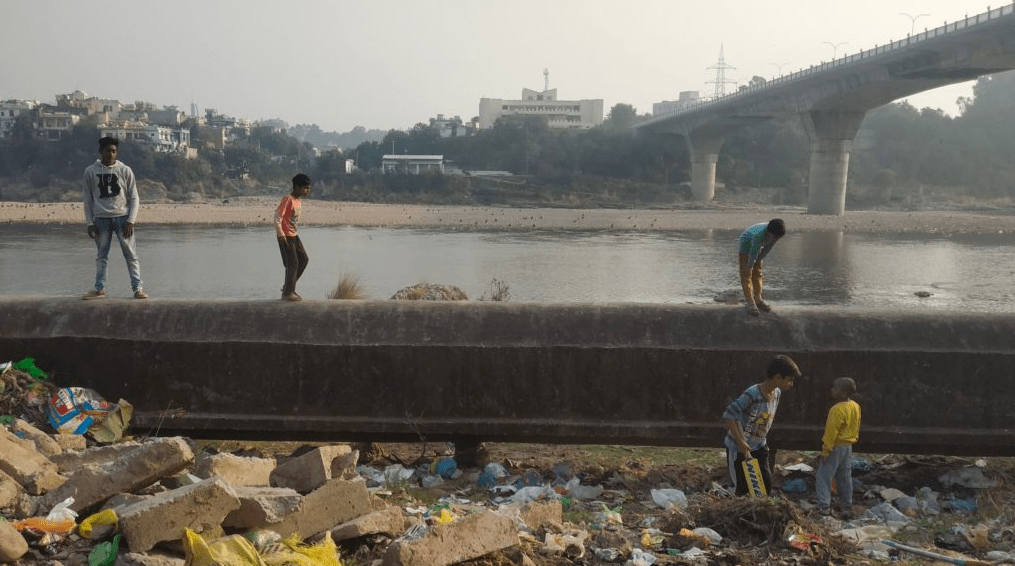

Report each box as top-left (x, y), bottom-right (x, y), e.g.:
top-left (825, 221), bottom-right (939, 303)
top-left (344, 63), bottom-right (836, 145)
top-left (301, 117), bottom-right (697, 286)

top-left (688, 134), bottom-right (724, 201)
top-left (801, 110), bottom-right (866, 215)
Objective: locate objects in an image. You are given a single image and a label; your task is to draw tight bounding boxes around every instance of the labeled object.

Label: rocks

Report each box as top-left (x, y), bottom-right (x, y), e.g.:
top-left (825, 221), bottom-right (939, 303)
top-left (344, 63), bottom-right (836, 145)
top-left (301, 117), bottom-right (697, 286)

top-left (0, 520), bottom-right (28, 563)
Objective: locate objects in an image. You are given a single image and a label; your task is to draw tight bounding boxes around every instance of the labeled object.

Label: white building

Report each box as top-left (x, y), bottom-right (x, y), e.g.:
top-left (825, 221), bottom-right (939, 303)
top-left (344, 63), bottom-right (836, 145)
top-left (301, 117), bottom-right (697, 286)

top-left (381, 155), bottom-right (444, 174)
top-left (429, 114), bottom-right (471, 137)
top-left (35, 109), bottom-right (80, 141)
top-left (100, 121), bottom-right (191, 154)
top-left (0, 99), bottom-right (38, 139)
top-left (652, 91), bottom-right (701, 116)
top-left (479, 87), bottom-right (603, 130)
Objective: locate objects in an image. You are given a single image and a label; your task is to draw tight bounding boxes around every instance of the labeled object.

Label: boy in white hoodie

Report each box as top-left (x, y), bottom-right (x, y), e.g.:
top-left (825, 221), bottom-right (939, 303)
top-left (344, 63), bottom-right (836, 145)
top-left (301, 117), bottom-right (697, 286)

top-left (82, 136), bottom-right (146, 299)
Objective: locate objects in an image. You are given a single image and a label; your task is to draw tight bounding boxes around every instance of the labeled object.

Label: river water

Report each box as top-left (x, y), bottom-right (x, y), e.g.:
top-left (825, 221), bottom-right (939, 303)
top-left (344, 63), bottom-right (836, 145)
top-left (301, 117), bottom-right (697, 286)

top-left (1, 224), bottom-right (1013, 312)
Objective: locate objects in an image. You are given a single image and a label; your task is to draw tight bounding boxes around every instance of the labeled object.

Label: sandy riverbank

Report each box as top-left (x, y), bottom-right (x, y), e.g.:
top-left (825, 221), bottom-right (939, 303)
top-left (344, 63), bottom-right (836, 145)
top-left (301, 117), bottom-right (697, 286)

top-left (2, 198), bottom-right (1014, 234)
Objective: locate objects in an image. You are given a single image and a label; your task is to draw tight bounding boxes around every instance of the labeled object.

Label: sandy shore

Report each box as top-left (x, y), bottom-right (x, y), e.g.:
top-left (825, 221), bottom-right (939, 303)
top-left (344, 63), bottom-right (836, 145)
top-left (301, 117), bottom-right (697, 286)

top-left (2, 198), bottom-right (1014, 234)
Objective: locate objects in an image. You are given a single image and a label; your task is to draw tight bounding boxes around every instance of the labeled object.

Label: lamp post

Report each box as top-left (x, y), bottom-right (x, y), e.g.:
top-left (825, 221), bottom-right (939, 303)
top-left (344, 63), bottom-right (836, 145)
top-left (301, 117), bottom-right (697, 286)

top-left (899, 12), bottom-right (930, 36)
top-left (770, 61), bottom-right (790, 76)
top-left (823, 41), bottom-right (848, 60)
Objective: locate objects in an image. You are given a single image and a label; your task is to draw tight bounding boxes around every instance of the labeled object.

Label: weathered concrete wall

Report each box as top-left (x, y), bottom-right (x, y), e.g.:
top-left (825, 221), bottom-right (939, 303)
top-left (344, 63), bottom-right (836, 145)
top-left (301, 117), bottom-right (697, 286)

top-left (1, 297), bottom-right (1011, 455)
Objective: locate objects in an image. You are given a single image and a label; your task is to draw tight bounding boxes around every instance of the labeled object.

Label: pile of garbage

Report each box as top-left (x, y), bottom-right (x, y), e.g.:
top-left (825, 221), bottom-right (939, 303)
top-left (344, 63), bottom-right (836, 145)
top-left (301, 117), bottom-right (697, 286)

top-left (2, 359), bottom-right (1014, 566)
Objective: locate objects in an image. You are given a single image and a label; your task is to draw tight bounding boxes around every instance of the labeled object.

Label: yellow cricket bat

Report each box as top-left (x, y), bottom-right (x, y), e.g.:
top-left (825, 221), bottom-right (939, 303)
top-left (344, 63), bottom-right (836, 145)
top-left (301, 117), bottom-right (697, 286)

top-left (742, 458), bottom-right (767, 497)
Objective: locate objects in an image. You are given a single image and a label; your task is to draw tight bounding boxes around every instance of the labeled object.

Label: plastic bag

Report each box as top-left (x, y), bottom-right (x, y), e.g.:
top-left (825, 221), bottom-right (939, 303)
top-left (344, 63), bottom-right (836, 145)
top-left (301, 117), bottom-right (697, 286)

top-left (13, 357), bottom-right (48, 380)
top-left (183, 528), bottom-right (266, 566)
top-left (88, 534), bottom-right (121, 566)
top-left (46, 387), bottom-right (115, 435)
top-left (79, 509), bottom-right (118, 540)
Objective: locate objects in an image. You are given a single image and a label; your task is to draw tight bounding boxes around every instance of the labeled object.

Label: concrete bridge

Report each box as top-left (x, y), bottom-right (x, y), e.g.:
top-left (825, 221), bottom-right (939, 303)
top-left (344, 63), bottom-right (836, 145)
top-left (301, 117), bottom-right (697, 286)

top-left (636, 3), bottom-right (1015, 215)
top-left (1, 297), bottom-right (1012, 456)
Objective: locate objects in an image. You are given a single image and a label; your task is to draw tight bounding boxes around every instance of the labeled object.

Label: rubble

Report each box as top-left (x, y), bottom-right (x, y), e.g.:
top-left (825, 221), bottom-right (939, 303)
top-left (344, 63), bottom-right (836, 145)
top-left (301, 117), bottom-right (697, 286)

top-left (1, 363), bottom-right (1015, 566)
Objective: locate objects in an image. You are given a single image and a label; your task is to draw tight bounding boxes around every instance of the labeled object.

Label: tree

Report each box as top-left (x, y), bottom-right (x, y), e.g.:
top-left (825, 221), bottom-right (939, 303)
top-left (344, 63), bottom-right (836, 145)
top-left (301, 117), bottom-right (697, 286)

top-left (602, 103), bottom-right (639, 131)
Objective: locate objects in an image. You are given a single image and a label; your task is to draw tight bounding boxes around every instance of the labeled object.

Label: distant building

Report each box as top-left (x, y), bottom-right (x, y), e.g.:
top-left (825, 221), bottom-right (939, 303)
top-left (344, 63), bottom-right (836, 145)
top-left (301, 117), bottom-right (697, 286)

top-left (100, 120), bottom-right (192, 154)
top-left (35, 109), bottom-right (80, 141)
top-left (429, 114), bottom-right (471, 137)
top-left (652, 91), bottom-right (701, 116)
top-left (382, 155), bottom-right (444, 174)
top-left (479, 81), bottom-right (603, 130)
top-left (0, 99), bottom-right (38, 139)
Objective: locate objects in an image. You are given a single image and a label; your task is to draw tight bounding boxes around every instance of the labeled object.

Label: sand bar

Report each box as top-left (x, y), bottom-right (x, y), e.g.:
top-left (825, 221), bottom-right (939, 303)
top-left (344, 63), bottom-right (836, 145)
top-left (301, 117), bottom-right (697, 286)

top-left (2, 199), bottom-right (1014, 234)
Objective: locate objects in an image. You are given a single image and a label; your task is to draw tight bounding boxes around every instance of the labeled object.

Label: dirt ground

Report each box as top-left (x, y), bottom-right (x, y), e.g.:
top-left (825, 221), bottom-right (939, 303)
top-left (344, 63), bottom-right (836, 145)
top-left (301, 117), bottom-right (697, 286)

top-left (199, 439), bottom-right (1015, 566)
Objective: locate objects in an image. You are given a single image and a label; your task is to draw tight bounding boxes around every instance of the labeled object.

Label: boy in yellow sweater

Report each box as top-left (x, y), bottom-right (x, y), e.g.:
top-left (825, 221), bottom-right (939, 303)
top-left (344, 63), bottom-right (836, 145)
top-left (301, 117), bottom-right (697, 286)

top-left (816, 377), bottom-right (861, 516)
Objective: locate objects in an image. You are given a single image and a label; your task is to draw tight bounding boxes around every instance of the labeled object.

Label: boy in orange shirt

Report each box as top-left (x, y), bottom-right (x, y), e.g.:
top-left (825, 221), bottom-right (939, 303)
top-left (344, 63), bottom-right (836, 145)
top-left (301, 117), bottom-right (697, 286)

top-left (275, 173), bottom-right (312, 301)
top-left (815, 377), bottom-right (861, 516)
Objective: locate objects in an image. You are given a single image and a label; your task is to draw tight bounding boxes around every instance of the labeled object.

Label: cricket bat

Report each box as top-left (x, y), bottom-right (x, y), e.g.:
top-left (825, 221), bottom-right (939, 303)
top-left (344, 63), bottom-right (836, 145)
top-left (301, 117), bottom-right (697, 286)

top-left (742, 458), bottom-right (767, 497)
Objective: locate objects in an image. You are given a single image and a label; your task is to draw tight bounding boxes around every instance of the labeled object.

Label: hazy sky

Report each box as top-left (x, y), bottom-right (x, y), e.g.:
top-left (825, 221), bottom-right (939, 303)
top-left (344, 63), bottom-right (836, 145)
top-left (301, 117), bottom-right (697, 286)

top-left (2, 0), bottom-right (999, 133)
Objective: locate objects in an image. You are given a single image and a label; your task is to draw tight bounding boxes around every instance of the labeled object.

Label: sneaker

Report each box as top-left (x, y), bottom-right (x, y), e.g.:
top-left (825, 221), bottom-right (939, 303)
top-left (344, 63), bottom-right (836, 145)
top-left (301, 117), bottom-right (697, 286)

top-left (745, 303), bottom-right (761, 316)
top-left (82, 289), bottom-right (106, 300)
top-left (292, 291), bottom-right (302, 300)
top-left (756, 300), bottom-right (772, 313)
top-left (282, 292), bottom-right (302, 302)
top-left (133, 289), bottom-right (148, 299)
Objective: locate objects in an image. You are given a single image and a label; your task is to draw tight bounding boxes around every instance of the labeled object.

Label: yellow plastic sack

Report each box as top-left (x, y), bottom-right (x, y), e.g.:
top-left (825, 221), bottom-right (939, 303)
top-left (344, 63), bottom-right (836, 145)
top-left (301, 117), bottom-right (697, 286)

top-left (262, 532), bottom-right (342, 566)
top-left (78, 509), bottom-right (118, 539)
top-left (184, 529), bottom-right (265, 566)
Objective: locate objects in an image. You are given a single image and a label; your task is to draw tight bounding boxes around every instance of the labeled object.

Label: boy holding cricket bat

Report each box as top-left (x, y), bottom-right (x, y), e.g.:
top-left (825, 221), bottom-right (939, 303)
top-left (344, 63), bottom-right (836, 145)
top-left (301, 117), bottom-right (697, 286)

top-left (722, 354), bottom-right (802, 496)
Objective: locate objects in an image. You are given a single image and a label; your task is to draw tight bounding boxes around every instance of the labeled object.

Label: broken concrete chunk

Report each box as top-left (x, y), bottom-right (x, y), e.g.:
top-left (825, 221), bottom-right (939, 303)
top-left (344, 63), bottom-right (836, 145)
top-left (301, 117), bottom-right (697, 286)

top-left (51, 433), bottom-right (88, 452)
top-left (0, 468), bottom-right (26, 510)
top-left (0, 518), bottom-right (29, 562)
top-left (270, 444), bottom-right (354, 494)
top-left (383, 510), bottom-right (519, 566)
top-left (330, 505), bottom-right (405, 541)
top-left (222, 486), bottom-right (302, 529)
top-left (265, 477), bottom-right (373, 539)
top-left (113, 551), bottom-right (186, 566)
top-left (43, 436), bottom-right (195, 512)
top-left (12, 419), bottom-right (62, 457)
top-left (193, 452), bottom-right (276, 487)
top-left (118, 476), bottom-right (240, 553)
top-left (0, 428), bottom-right (66, 495)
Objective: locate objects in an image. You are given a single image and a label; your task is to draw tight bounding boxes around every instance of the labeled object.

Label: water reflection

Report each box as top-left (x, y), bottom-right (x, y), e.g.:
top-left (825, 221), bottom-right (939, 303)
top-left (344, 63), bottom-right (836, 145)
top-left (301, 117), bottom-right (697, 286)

top-left (0, 225), bottom-right (1012, 312)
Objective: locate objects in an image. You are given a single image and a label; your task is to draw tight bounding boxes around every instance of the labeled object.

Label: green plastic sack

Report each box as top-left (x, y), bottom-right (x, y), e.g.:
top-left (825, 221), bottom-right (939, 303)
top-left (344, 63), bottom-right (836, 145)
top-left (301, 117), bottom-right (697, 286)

top-left (88, 534), bottom-right (120, 566)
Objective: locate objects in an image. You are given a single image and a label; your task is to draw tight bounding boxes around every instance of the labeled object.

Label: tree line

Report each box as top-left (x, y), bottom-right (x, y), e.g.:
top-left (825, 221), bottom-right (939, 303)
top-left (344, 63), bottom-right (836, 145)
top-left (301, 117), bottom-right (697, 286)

top-left (1, 70), bottom-right (1013, 206)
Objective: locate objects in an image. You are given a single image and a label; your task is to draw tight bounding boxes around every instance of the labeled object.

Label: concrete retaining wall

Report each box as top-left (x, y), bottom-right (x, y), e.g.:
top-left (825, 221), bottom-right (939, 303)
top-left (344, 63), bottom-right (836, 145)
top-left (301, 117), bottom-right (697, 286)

top-left (1, 297), bottom-right (1011, 455)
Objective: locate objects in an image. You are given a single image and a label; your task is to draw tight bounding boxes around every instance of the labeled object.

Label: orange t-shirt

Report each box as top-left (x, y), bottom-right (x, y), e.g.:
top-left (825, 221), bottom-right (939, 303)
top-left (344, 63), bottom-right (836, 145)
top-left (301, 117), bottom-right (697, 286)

top-left (275, 195), bottom-right (301, 237)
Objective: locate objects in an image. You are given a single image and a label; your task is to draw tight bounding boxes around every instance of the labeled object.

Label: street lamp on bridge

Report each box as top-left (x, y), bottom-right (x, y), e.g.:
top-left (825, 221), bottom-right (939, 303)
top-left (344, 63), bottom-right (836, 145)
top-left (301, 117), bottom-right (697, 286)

top-left (823, 41), bottom-right (848, 60)
top-left (899, 12), bottom-right (930, 36)
top-left (770, 61), bottom-right (790, 76)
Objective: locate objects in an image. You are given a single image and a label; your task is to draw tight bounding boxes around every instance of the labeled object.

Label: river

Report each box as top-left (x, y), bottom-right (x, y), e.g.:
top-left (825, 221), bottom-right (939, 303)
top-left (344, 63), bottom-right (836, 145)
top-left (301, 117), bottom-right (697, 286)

top-left (1, 224), bottom-right (1013, 311)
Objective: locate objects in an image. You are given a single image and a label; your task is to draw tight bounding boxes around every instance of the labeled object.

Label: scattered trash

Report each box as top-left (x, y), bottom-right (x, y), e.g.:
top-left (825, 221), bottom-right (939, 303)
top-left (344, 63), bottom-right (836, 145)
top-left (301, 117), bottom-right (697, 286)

top-left (596, 503), bottom-right (623, 526)
top-left (782, 463), bottom-right (814, 473)
top-left (917, 486), bottom-right (942, 515)
top-left (12, 357), bottom-right (48, 380)
top-left (78, 509), bottom-right (118, 540)
top-left (650, 488), bottom-right (688, 510)
top-left (87, 534), bottom-right (120, 566)
top-left (430, 457), bottom-right (457, 478)
top-left (541, 532), bottom-right (585, 558)
top-left (46, 387), bottom-right (115, 435)
top-left (627, 547), bottom-right (658, 565)
top-left (786, 531), bottom-right (823, 552)
top-left (882, 538), bottom-right (993, 566)
top-left (781, 478), bottom-right (808, 493)
top-left (939, 466), bottom-right (997, 489)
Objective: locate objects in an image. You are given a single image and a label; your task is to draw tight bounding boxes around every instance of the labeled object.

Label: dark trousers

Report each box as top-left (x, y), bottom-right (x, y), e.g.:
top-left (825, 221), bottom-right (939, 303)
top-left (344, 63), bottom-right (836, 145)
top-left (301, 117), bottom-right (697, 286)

top-left (278, 235), bottom-right (308, 295)
top-left (727, 445), bottom-right (772, 496)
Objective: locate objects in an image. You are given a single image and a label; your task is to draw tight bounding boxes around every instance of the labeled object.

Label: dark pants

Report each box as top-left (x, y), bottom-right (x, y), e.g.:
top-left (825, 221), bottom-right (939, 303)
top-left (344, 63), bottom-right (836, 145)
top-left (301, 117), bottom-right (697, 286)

top-left (278, 235), bottom-right (308, 295)
top-left (727, 445), bottom-right (772, 496)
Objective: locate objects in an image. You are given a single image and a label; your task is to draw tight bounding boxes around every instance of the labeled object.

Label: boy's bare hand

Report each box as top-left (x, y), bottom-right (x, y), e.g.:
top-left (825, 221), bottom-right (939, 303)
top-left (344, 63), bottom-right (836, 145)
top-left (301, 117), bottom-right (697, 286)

top-left (124, 223), bottom-right (134, 238)
top-left (87, 225), bottom-right (98, 239)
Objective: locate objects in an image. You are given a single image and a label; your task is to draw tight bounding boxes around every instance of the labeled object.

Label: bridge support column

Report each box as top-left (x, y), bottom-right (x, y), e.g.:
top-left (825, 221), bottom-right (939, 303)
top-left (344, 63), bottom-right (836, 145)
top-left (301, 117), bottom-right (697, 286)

top-left (801, 110), bottom-right (866, 215)
top-left (688, 134), bottom-right (724, 201)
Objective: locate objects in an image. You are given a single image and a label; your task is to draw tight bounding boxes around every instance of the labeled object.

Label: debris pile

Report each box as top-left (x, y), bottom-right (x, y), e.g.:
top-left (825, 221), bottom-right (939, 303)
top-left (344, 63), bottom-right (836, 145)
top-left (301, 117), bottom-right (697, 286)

top-left (2, 360), bottom-right (1014, 566)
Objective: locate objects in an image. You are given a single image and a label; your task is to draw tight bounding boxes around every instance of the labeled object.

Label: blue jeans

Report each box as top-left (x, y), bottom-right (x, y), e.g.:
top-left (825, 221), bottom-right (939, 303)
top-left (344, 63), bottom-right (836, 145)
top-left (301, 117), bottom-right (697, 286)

top-left (92, 216), bottom-right (143, 292)
top-left (816, 444), bottom-right (853, 508)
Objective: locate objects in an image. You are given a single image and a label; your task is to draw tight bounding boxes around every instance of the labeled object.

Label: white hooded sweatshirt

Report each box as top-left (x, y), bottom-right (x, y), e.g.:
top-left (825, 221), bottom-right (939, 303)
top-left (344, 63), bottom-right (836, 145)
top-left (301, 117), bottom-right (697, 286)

top-left (82, 159), bottom-right (139, 225)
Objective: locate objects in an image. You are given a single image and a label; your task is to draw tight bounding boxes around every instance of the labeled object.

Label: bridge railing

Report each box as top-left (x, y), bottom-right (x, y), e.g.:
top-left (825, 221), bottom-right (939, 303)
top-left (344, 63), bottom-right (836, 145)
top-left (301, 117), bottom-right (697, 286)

top-left (649, 2), bottom-right (1015, 120)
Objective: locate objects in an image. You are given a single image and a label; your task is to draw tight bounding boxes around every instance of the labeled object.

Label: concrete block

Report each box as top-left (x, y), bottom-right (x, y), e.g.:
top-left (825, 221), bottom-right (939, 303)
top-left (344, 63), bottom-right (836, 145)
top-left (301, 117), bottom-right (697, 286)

top-left (50, 438), bottom-right (184, 474)
top-left (382, 511), bottom-right (519, 566)
top-left (330, 449), bottom-right (360, 480)
top-left (266, 478), bottom-right (372, 539)
top-left (43, 436), bottom-right (194, 512)
top-left (12, 419), bottom-right (62, 457)
top-left (0, 468), bottom-right (25, 510)
top-left (222, 486), bottom-right (302, 529)
top-left (0, 519), bottom-right (28, 563)
top-left (193, 452), bottom-right (276, 487)
top-left (114, 551), bottom-right (186, 566)
top-left (118, 477), bottom-right (240, 553)
top-left (270, 445), bottom-right (353, 493)
top-left (0, 428), bottom-right (65, 495)
top-left (52, 433), bottom-right (88, 452)
top-left (500, 500), bottom-right (563, 531)
top-left (330, 505), bottom-right (405, 541)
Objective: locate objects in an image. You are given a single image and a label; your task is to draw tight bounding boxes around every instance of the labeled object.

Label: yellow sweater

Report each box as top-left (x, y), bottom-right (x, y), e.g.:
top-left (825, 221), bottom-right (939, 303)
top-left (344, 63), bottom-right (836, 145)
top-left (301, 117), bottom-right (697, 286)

top-left (821, 399), bottom-right (861, 456)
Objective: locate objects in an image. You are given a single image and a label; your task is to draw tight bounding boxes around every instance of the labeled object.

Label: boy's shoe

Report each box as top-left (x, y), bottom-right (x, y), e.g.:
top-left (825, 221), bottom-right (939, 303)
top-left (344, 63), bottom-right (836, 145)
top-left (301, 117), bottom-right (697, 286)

top-left (282, 292), bottom-right (302, 302)
top-left (134, 289), bottom-right (148, 299)
top-left (745, 303), bottom-right (761, 316)
top-left (292, 291), bottom-right (302, 300)
top-left (82, 289), bottom-right (106, 300)
top-left (756, 300), bottom-right (772, 312)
